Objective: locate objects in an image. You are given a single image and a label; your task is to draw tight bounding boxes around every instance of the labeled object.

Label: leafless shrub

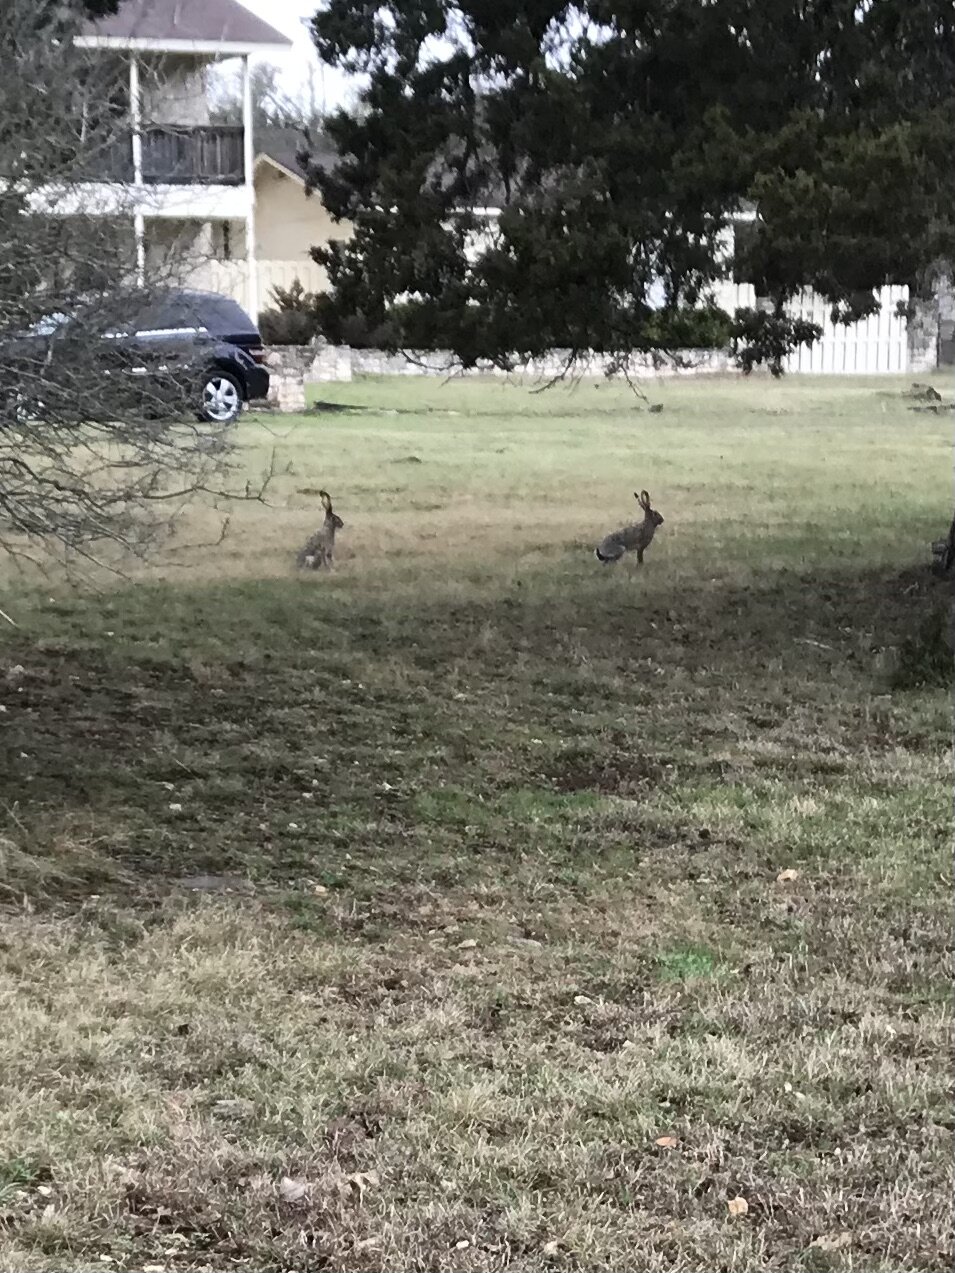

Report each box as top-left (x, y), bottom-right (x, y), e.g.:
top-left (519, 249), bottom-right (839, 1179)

top-left (0, 0), bottom-right (269, 571)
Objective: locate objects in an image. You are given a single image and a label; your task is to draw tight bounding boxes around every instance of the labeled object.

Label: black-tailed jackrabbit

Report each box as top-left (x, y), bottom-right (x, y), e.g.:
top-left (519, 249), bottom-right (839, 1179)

top-left (296, 490), bottom-right (344, 569)
top-left (595, 490), bottom-right (664, 565)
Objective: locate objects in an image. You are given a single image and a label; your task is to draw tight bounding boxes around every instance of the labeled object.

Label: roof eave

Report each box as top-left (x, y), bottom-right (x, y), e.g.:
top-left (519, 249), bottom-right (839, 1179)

top-left (254, 153), bottom-right (308, 185)
top-left (75, 34), bottom-right (291, 54)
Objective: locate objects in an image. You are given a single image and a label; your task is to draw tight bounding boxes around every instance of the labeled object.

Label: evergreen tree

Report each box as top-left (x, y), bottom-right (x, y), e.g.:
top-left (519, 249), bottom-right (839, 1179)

top-left (303, 0), bottom-right (954, 373)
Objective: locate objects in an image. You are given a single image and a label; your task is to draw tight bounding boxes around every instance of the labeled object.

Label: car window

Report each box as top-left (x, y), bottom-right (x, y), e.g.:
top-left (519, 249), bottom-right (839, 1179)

top-left (132, 295), bottom-right (209, 336)
top-left (129, 293), bottom-right (257, 338)
top-left (187, 294), bottom-right (258, 336)
top-left (25, 292), bottom-right (258, 341)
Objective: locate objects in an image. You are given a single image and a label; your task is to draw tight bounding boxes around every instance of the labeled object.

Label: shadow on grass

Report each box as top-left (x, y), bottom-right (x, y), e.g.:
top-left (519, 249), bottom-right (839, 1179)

top-left (0, 561), bottom-right (948, 904)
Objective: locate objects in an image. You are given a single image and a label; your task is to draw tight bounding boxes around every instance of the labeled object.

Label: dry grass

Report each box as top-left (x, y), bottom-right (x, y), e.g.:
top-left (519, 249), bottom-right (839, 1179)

top-left (0, 373), bottom-right (951, 1272)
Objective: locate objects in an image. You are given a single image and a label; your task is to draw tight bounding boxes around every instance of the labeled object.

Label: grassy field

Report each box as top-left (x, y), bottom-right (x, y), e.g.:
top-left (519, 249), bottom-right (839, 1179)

top-left (0, 373), bottom-right (951, 1272)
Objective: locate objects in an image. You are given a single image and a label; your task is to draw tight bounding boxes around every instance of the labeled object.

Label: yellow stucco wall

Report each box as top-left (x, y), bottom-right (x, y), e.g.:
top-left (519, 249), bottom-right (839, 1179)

top-left (254, 162), bottom-right (352, 293)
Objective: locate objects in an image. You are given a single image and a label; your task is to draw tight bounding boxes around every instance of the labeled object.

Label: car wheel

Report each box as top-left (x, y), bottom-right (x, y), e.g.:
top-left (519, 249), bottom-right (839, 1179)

top-left (199, 370), bottom-right (243, 424)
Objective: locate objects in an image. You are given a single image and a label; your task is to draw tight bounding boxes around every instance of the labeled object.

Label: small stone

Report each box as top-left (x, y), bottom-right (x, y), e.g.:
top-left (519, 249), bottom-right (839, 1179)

top-left (279, 1176), bottom-right (308, 1203)
top-left (809, 1232), bottom-right (852, 1252)
top-left (212, 1097), bottom-right (253, 1118)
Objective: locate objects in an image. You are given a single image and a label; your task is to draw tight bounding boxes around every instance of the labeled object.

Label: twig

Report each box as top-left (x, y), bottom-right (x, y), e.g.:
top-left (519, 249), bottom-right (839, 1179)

top-left (0, 606), bottom-right (18, 628)
top-left (160, 515), bottom-right (232, 559)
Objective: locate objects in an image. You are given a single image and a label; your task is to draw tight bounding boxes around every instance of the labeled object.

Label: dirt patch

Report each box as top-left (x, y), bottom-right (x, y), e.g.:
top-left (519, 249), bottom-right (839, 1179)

top-left (547, 750), bottom-right (674, 796)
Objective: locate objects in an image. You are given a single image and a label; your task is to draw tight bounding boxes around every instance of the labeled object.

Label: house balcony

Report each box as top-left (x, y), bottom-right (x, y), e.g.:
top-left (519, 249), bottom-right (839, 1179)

top-left (85, 124), bottom-right (245, 186)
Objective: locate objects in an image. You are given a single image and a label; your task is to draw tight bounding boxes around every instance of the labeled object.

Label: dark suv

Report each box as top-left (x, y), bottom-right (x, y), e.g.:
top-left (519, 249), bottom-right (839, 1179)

top-left (17, 289), bottom-right (269, 425)
top-left (129, 289), bottom-right (269, 423)
top-left (106, 289), bottom-right (270, 424)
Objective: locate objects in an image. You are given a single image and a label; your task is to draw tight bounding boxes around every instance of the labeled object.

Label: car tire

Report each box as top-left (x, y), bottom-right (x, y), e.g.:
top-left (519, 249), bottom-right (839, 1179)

top-left (198, 369), bottom-right (244, 425)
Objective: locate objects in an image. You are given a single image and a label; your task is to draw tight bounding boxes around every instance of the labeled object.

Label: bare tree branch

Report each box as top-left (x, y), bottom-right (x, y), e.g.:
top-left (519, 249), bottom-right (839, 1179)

top-left (0, 0), bottom-right (264, 569)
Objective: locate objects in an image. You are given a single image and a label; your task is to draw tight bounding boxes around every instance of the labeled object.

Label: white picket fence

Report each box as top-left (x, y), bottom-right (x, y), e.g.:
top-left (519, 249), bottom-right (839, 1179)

top-left (783, 285), bottom-right (909, 374)
top-left (716, 282), bottom-right (909, 374)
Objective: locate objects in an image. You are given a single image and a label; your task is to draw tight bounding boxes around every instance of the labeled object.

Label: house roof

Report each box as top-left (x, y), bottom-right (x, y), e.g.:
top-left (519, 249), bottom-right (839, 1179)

top-left (255, 128), bottom-right (505, 216)
top-left (255, 130), bottom-right (758, 224)
top-left (79, 0), bottom-right (291, 52)
top-left (255, 127), bottom-right (335, 184)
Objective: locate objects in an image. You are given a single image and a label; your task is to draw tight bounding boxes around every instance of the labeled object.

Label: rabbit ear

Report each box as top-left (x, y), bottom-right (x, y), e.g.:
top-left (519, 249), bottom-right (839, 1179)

top-left (639, 490), bottom-right (650, 508)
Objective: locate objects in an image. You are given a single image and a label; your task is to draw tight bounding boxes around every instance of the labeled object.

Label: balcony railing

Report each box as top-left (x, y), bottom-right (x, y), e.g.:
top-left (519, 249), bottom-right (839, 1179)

top-left (80, 125), bottom-right (245, 186)
top-left (142, 125), bottom-right (244, 185)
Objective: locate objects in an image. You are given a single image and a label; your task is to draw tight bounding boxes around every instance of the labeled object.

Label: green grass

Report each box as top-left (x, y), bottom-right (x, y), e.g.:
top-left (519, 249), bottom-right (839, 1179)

top-left (0, 373), bottom-right (951, 1272)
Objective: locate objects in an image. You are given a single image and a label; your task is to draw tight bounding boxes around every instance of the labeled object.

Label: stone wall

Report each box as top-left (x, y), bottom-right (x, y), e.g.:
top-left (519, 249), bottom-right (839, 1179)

top-left (263, 342), bottom-right (354, 411)
top-left (908, 299), bottom-right (940, 375)
top-left (264, 346), bottom-right (315, 413)
top-left (311, 343), bottom-right (355, 383)
top-left (907, 265), bottom-right (955, 373)
top-left (261, 341), bottom-right (737, 411)
top-left (346, 346), bottom-right (735, 381)
top-left (938, 272), bottom-right (955, 366)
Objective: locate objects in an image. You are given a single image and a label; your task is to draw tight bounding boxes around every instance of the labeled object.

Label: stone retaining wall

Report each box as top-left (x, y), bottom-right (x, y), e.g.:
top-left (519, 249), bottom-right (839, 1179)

top-left (347, 347), bottom-right (737, 379)
top-left (263, 341), bottom-right (736, 411)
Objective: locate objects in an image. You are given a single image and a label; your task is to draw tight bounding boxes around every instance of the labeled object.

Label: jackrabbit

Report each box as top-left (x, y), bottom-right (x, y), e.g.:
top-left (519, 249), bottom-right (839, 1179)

top-left (595, 490), bottom-right (664, 565)
top-left (296, 490), bottom-right (344, 569)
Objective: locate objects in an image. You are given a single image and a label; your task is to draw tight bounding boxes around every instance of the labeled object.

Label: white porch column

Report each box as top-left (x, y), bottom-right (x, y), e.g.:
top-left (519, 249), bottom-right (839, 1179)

top-left (130, 53), bottom-right (145, 286)
top-left (134, 213), bottom-right (146, 288)
top-left (129, 52), bottom-right (143, 184)
top-left (242, 54), bottom-right (258, 319)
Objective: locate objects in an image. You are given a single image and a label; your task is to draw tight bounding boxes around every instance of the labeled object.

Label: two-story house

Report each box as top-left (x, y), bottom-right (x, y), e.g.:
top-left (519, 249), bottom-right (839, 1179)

top-left (65, 0), bottom-right (291, 320)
